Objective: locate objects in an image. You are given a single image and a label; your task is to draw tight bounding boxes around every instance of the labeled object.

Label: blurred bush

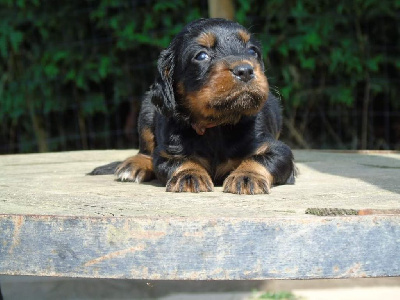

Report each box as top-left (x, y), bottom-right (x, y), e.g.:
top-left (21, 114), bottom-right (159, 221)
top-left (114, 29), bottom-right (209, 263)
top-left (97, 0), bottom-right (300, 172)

top-left (236, 0), bottom-right (400, 149)
top-left (0, 0), bottom-right (399, 153)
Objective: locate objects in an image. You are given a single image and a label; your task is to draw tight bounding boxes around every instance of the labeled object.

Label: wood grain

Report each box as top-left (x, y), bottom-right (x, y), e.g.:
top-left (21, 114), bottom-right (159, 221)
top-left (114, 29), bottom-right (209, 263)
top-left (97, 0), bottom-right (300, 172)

top-left (0, 150), bottom-right (399, 279)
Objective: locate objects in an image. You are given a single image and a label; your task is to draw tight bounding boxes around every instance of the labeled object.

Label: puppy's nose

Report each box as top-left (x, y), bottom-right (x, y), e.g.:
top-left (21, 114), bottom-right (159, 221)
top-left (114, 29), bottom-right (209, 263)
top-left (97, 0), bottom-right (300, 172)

top-left (232, 63), bottom-right (254, 82)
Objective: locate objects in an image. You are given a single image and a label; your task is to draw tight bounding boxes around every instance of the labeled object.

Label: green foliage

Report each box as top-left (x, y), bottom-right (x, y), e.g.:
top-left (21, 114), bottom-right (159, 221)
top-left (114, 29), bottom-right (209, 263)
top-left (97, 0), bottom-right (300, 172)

top-left (252, 291), bottom-right (300, 300)
top-left (235, 0), bottom-right (398, 108)
top-left (0, 0), bottom-right (206, 152)
top-left (235, 0), bottom-right (399, 149)
top-left (0, 0), bottom-right (399, 152)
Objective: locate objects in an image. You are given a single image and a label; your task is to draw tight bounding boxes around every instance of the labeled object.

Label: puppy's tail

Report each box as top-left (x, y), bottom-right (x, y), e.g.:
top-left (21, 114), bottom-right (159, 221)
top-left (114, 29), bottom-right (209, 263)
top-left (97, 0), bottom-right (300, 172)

top-left (87, 161), bottom-right (122, 175)
top-left (285, 164), bottom-right (298, 185)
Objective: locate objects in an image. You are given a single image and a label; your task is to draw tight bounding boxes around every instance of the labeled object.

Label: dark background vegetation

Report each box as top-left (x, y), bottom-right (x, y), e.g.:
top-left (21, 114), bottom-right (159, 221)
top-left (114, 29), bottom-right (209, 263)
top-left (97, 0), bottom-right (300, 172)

top-left (1, 0), bottom-right (399, 154)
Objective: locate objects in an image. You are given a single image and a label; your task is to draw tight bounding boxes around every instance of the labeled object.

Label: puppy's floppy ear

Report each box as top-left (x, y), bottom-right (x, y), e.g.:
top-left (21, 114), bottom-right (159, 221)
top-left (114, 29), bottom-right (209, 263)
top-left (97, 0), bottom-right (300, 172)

top-left (150, 45), bottom-right (176, 116)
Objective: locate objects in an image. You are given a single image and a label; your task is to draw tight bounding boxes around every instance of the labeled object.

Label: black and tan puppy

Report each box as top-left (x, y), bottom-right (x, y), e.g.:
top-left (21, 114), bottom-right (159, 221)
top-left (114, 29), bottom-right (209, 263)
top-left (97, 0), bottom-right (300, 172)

top-left (91, 18), bottom-right (296, 194)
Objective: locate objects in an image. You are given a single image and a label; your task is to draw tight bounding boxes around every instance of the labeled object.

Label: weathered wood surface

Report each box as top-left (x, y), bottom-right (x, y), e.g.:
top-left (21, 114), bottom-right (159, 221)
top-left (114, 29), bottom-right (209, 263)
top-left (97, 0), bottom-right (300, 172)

top-left (0, 150), bottom-right (399, 279)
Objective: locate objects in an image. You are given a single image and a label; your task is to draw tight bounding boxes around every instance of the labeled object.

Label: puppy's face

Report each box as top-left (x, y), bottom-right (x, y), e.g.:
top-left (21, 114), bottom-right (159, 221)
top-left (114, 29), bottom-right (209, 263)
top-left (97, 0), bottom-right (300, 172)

top-left (153, 19), bottom-right (269, 134)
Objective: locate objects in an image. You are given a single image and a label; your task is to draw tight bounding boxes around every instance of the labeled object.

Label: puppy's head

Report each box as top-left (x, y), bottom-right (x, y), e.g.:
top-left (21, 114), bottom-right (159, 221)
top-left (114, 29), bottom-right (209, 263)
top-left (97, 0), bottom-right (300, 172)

top-left (151, 18), bottom-right (269, 135)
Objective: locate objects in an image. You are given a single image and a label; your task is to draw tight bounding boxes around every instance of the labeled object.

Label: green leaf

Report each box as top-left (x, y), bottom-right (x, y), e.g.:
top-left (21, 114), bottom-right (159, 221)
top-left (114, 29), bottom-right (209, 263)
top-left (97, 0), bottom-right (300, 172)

top-left (10, 30), bottom-right (23, 52)
top-left (280, 86), bottom-right (292, 101)
top-left (76, 72), bottom-right (87, 90)
top-left (329, 87), bottom-right (354, 106)
top-left (143, 14), bottom-right (155, 31)
top-left (99, 57), bottom-right (111, 78)
top-left (65, 69), bottom-right (76, 82)
top-left (53, 51), bottom-right (68, 62)
top-left (300, 57), bottom-right (315, 69)
top-left (236, 0), bottom-right (251, 24)
top-left (154, 0), bottom-right (184, 12)
top-left (304, 32), bottom-right (322, 50)
top-left (278, 44), bottom-right (289, 57)
top-left (366, 55), bottom-right (383, 72)
top-left (44, 64), bottom-right (59, 78)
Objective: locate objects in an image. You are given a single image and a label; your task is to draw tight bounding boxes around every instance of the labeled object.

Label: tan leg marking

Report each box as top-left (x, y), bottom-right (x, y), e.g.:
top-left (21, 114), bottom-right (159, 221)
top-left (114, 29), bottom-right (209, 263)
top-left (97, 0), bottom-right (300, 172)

top-left (223, 159), bottom-right (273, 195)
top-left (115, 154), bottom-right (154, 183)
top-left (166, 159), bottom-right (213, 193)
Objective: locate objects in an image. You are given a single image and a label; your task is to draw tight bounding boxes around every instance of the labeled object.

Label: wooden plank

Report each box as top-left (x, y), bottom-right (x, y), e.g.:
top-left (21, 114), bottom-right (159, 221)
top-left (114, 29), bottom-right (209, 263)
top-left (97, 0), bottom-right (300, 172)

top-left (1, 214), bottom-right (399, 280)
top-left (0, 150), bottom-right (399, 279)
top-left (0, 150), bottom-right (399, 218)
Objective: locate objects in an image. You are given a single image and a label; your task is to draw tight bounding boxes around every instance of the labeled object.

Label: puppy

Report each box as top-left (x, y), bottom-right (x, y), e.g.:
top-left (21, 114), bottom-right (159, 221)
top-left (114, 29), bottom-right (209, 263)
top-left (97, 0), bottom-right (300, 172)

top-left (91, 18), bottom-right (296, 194)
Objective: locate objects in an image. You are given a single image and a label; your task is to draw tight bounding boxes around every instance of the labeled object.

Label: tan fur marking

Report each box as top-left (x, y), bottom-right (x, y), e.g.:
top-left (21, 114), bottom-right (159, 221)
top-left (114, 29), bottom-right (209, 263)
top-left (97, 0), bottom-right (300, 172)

top-left (196, 32), bottom-right (216, 48)
top-left (183, 59), bottom-right (269, 127)
top-left (254, 143), bottom-right (270, 156)
top-left (176, 81), bottom-right (185, 96)
top-left (167, 158), bottom-right (213, 192)
top-left (174, 157), bottom-right (211, 174)
top-left (235, 160), bottom-right (273, 182)
top-left (237, 30), bottom-right (251, 43)
top-left (159, 150), bottom-right (185, 160)
top-left (223, 159), bottom-right (273, 194)
top-left (116, 154), bottom-right (154, 182)
top-left (175, 161), bottom-right (202, 174)
top-left (141, 127), bottom-right (155, 154)
top-left (184, 62), bottom-right (239, 120)
top-left (117, 154), bottom-right (153, 173)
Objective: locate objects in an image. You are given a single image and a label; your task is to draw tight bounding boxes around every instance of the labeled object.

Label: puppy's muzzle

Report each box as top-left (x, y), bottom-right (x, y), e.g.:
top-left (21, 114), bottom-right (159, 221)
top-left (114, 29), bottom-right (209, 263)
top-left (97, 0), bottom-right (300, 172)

top-left (231, 63), bottom-right (254, 83)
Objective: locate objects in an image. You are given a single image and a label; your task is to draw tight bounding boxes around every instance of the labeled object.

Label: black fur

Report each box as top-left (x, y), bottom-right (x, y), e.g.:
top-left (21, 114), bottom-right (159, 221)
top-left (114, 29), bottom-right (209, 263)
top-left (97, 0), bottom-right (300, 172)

top-left (90, 18), bottom-right (296, 194)
top-left (88, 161), bottom-right (121, 175)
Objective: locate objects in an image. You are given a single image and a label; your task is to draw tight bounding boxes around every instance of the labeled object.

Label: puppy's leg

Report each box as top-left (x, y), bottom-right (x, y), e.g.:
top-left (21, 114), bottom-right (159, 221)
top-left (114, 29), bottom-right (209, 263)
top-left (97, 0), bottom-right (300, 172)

top-left (154, 154), bottom-right (213, 193)
top-left (223, 140), bottom-right (295, 195)
top-left (223, 159), bottom-right (273, 194)
top-left (115, 153), bottom-right (154, 183)
top-left (167, 160), bottom-right (214, 193)
top-left (115, 125), bottom-right (156, 182)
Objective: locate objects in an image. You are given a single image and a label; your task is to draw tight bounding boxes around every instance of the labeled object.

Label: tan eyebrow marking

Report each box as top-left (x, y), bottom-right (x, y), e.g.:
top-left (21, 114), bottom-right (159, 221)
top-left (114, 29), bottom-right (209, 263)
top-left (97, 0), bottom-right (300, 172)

top-left (237, 29), bottom-right (251, 43)
top-left (196, 32), bottom-right (217, 48)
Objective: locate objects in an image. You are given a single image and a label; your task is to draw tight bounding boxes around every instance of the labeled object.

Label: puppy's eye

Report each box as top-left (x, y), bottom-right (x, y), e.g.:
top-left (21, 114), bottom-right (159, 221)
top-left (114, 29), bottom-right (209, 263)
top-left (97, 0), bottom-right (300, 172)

top-left (247, 47), bottom-right (258, 58)
top-left (194, 51), bottom-right (209, 61)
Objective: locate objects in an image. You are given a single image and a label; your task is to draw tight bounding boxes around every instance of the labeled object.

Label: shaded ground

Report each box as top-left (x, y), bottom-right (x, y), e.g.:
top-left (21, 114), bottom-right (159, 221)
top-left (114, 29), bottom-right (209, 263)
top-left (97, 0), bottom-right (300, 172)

top-left (1, 276), bottom-right (400, 299)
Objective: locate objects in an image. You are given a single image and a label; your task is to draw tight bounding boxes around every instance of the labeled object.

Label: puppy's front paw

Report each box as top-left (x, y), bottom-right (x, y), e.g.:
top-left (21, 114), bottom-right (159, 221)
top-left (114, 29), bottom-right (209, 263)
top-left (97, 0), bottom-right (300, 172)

top-left (223, 171), bottom-right (271, 195)
top-left (166, 169), bottom-right (214, 193)
top-left (115, 154), bottom-right (154, 183)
